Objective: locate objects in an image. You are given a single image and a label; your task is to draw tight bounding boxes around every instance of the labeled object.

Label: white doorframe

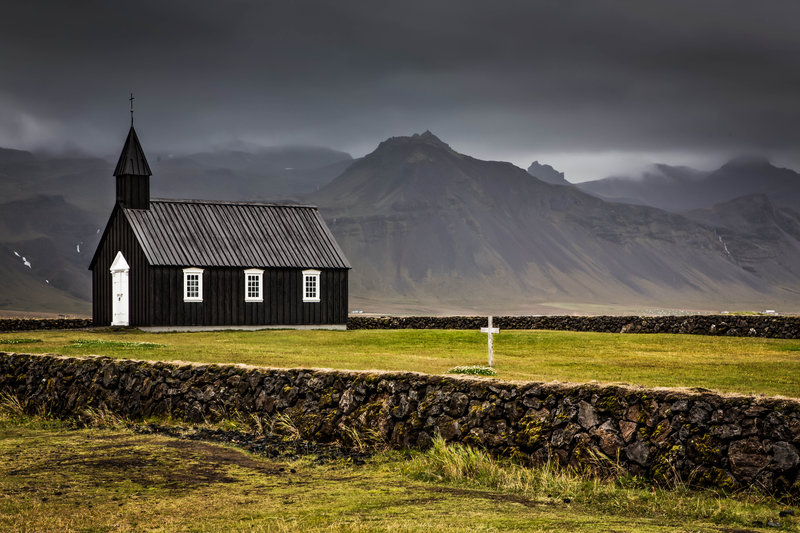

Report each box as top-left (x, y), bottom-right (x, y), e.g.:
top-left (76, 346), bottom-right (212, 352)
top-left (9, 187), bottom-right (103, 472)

top-left (110, 251), bottom-right (130, 326)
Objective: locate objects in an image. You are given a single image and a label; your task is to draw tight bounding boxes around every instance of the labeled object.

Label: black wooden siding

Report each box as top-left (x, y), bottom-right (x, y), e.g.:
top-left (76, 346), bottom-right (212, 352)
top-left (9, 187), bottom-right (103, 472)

top-left (91, 200), bottom-right (349, 327)
top-left (91, 207), bottom-right (152, 326)
top-left (150, 267), bottom-right (348, 326)
top-left (116, 175), bottom-right (149, 210)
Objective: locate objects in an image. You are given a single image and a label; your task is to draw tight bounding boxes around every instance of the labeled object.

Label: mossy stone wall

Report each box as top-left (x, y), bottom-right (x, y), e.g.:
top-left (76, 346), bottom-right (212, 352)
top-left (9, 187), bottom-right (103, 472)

top-left (2, 351), bottom-right (799, 496)
top-left (2, 315), bottom-right (797, 339)
top-left (347, 315), bottom-right (800, 339)
top-left (0, 319), bottom-right (92, 332)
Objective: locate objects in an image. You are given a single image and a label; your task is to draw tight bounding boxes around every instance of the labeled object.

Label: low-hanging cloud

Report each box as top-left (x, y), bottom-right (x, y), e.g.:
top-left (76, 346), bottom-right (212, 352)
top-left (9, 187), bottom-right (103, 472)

top-left (1, 0), bottom-right (799, 179)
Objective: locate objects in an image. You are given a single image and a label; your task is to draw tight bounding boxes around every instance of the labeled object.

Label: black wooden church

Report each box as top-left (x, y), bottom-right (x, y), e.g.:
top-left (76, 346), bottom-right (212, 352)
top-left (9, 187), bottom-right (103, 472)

top-left (89, 122), bottom-right (350, 329)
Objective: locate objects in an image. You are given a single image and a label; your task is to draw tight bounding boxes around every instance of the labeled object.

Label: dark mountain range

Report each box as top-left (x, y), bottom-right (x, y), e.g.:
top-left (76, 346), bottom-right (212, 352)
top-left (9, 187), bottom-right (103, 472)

top-left (310, 132), bottom-right (799, 314)
top-left (150, 145), bottom-right (353, 201)
top-left (1, 133), bottom-right (798, 315)
top-left (577, 156), bottom-right (800, 212)
top-left (0, 148), bottom-right (114, 217)
top-left (0, 143), bottom-right (352, 211)
top-left (527, 161), bottom-right (571, 186)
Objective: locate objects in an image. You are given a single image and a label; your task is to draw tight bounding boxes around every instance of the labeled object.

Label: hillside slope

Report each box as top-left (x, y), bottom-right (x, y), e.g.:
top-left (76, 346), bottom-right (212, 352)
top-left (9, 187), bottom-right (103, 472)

top-left (684, 194), bottom-right (800, 293)
top-left (0, 195), bottom-right (101, 314)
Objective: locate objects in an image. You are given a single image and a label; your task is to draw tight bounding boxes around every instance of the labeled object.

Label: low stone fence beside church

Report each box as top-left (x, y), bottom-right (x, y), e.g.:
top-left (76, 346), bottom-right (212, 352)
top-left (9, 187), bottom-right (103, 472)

top-left (2, 315), bottom-right (797, 339)
top-left (2, 351), bottom-right (798, 497)
top-left (0, 318), bottom-right (93, 332)
top-left (347, 315), bottom-right (800, 339)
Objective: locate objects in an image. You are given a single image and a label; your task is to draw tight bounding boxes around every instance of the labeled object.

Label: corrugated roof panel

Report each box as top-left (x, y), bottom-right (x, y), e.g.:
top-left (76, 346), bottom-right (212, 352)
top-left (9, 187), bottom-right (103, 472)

top-left (306, 210), bottom-right (334, 266)
top-left (295, 209), bottom-right (325, 267)
top-left (123, 200), bottom-right (350, 269)
top-left (239, 205), bottom-right (265, 266)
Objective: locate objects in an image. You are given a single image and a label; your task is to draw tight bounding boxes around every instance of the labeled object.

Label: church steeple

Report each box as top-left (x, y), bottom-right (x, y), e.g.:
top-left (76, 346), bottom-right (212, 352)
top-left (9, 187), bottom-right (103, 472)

top-left (114, 126), bottom-right (152, 177)
top-left (113, 124), bottom-right (152, 209)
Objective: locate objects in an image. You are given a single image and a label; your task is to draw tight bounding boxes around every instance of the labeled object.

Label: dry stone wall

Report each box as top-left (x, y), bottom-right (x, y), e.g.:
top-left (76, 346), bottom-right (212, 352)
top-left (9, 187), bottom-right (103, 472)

top-left (2, 316), bottom-right (797, 339)
top-left (0, 318), bottom-right (92, 332)
top-left (2, 351), bottom-right (799, 497)
top-left (347, 315), bottom-right (800, 339)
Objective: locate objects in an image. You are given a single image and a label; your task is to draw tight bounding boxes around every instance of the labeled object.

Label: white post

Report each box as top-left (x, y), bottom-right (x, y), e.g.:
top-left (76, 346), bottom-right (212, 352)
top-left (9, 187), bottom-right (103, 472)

top-left (488, 315), bottom-right (493, 367)
top-left (480, 315), bottom-right (500, 367)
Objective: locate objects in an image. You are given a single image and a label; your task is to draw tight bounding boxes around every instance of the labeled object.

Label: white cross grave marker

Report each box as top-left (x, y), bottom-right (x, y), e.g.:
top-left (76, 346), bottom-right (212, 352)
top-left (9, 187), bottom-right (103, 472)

top-left (480, 315), bottom-right (500, 367)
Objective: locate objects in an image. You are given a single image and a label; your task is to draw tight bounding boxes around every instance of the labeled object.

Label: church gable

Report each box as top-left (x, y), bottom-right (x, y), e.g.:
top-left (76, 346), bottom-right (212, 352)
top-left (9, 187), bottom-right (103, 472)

top-left (90, 205), bottom-right (152, 326)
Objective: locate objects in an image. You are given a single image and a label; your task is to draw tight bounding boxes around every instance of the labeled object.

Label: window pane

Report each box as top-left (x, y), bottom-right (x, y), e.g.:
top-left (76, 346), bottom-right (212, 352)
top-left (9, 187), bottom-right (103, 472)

top-left (302, 270), bottom-right (320, 302)
top-left (305, 275), bottom-right (317, 299)
top-left (186, 274), bottom-right (199, 298)
top-left (247, 274), bottom-right (260, 299)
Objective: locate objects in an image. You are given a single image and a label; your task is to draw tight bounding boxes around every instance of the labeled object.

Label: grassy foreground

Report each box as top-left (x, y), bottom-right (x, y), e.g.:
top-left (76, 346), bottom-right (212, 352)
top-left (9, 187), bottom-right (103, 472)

top-left (2, 328), bottom-right (800, 397)
top-left (0, 406), bottom-right (796, 532)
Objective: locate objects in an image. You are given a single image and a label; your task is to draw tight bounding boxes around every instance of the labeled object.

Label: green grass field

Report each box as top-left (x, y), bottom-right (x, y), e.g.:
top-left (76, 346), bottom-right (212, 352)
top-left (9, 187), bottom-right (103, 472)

top-left (0, 410), bottom-right (795, 532)
top-left (2, 328), bottom-right (799, 397)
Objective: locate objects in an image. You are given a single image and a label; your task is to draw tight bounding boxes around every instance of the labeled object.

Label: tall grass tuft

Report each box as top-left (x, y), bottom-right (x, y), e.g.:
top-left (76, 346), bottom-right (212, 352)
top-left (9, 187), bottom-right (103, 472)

top-left (272, 412), bottom-right (302, 441)
top-left (0, 391), bottom-right (27, 419)
top-left (339, 425), bottom-right (387, 452)
top-left (79, 406), bottom-right (129, 428)
top-left (403, 436), bottom-right (576, 499)
top-left (401, 436), bottom-right (788, 527)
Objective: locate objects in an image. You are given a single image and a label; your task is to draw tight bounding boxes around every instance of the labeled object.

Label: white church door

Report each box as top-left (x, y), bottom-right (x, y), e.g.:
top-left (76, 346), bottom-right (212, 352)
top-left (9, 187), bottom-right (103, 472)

top-left (110, 251), bottom-right (130, 326)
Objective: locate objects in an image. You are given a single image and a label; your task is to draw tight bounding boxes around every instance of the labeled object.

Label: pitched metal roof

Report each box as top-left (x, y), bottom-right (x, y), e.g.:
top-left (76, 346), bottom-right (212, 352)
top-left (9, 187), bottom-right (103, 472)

top-left (114, 126), bottom-right (152, 176)
top-left (122, 199), bottom-right (350, 269)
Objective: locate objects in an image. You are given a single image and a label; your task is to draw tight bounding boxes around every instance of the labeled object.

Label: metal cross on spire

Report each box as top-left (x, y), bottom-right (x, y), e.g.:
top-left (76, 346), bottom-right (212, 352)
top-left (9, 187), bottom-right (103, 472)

top-left (129, 92), bottom-right (135, 126)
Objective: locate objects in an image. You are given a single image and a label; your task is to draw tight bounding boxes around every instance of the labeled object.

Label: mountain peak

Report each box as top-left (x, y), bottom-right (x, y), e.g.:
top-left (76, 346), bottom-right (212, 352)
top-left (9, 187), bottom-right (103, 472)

top-left (416, 130), bottom-right (443, 143)
top-left (721, 155), bottom-right (772, 170)
top-left (377, 131), bottom-right (455, 153)
top-left (527, 161), bottom-right (570, 185)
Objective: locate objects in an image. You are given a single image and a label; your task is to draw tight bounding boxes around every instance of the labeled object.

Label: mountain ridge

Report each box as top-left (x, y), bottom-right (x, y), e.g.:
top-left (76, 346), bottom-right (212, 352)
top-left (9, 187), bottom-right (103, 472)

top-left (1, 133), bottom-right (798, 314)
top-left (310, 132), bottom-right (799, 313)
top-left (577, 158), bottom-right (800, 212)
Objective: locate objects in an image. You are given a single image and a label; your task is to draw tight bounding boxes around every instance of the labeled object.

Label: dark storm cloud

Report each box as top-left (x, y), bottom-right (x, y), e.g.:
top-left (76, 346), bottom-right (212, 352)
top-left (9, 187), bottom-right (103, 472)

top-left (1, 0), bottom-right (799, 177)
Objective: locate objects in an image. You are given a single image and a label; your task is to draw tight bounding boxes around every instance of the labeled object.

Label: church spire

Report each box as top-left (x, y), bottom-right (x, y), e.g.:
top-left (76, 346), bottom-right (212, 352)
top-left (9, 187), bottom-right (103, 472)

top-left (113, 126), bottom-right (152, 177)
top-left (114, 97), bottom-right (152, 209)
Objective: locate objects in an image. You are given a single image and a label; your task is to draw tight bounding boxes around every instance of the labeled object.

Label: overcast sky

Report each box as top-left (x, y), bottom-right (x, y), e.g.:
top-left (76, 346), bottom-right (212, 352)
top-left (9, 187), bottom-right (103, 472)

top-left (1, 0), bottom-right (799, 181)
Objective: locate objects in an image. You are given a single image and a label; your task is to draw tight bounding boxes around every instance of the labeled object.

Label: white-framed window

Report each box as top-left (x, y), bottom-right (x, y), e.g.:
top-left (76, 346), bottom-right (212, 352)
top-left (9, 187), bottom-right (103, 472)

top-left (302, 269), bottom-right (320, 302)
top-left (244, 268), bottom-right (264, 302)
top-left (183, 267), bottom-right (204, 302)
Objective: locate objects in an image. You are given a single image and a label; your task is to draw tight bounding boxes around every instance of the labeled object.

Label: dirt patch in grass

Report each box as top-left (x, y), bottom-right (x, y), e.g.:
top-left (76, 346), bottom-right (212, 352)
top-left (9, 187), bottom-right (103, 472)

top-left (30, 434), bottom-right (285, 489)
top-left (135, 423), bottom-right (375, 465)
top-left (162, 439), bottom-right (285, 475)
